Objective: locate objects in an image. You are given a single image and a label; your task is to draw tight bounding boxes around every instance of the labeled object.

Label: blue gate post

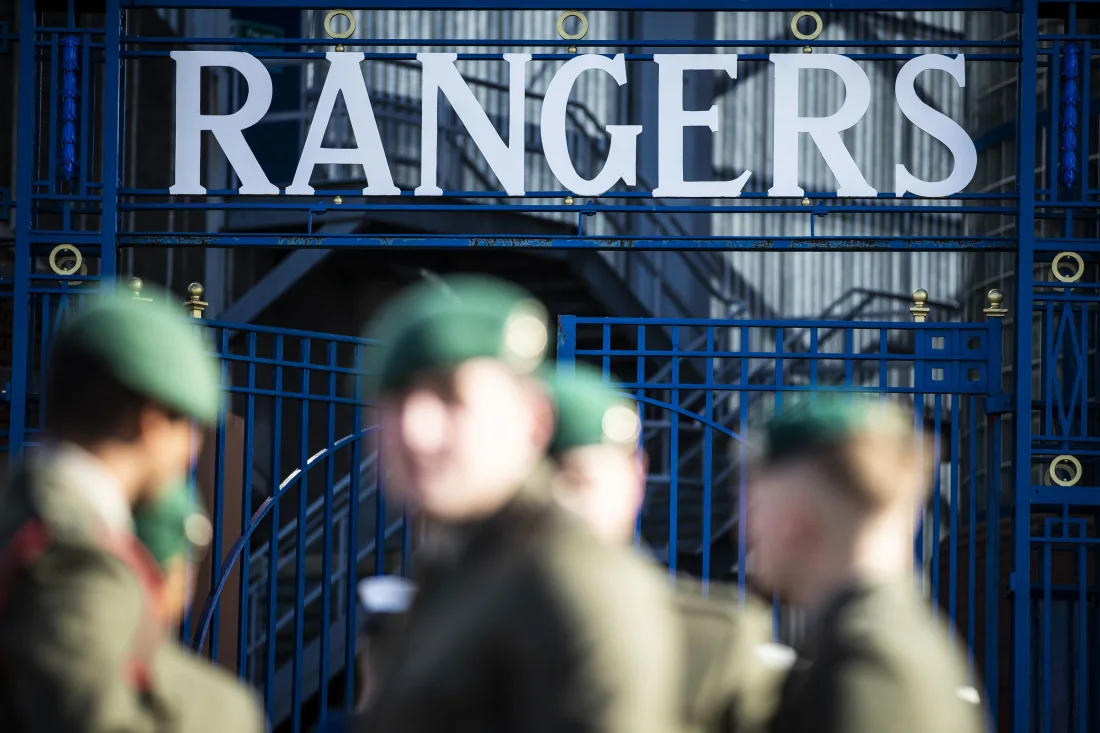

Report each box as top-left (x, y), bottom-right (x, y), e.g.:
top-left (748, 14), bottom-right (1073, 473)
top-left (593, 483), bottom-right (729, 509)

top-left (101, 0), bottom-right (123, 285)
top-left (556, 315), bottom-right (577, 378)
top-left (1013, 2), bottom-right (1040, 733)
top-left (11, 0), bottom-right (37, 457)
top-left (983, 289), bottom-right (1008, 733)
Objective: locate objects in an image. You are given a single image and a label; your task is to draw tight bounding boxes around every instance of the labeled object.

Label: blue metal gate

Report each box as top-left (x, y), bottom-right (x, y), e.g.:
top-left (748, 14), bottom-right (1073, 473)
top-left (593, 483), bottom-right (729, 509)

top-left (5, 0), bottom-right (1100, 732)
top-left (558, 304), bottom-right (1009, 725)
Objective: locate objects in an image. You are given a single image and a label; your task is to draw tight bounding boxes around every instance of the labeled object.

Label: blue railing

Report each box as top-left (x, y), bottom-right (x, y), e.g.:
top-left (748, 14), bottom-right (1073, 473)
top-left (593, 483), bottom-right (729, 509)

top-left (8, 6), bottom-right (1100, 733)
top-left (558, 307), bottom-right (1006, 655)
top-left (182, 317), bottom-right (400, 731)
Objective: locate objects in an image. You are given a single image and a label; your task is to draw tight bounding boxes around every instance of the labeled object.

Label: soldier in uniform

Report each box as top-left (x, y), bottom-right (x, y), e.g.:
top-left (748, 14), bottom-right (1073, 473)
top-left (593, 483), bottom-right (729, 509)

top-left (132, 479), bottom-right (213, 626)
top-left (542, 364), bottom-right (790, 733)
top-left (0, 288), bottom-right (266, 733)
top-left (748, 398), bottom-right (987, 733)
top-left (359, 274), bottom-right (684, 733)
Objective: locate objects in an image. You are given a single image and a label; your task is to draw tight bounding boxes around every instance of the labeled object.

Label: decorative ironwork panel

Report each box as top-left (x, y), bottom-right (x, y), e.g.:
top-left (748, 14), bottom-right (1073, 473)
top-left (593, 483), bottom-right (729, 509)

top-left (1012, 6), bottom-right (1100, 733)
top-left (9, 2), bottom-right (1100, 733)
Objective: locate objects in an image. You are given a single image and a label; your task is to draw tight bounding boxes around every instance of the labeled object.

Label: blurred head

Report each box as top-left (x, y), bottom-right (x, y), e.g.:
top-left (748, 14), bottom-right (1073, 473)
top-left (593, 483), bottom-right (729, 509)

top-left (380, 360), bottom-right (553, 521)
top-left (367, 276), bottom-right (553, 523)
top-left (543, 365), bottom-right (645, 544)
top-left (46, 288), bottom-right (220, 505)
top-left (746, 399), bottom-right (932, 605)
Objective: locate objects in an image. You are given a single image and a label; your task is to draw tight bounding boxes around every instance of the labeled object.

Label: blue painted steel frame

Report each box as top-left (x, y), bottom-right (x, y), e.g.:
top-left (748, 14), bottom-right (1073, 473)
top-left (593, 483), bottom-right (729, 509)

top-left (121, 0), bottom-right (1015, 8)
top-left (558, 313), bottom-right (1007, 701)
top-left (11, 0), bottom-right (1100, 731)
top-left (1014, 4), bottom-right (1039, 733)
top-left (22, 4), bottom-right (1025, 254)
top-left (11, 0), bottom-right (37, 460)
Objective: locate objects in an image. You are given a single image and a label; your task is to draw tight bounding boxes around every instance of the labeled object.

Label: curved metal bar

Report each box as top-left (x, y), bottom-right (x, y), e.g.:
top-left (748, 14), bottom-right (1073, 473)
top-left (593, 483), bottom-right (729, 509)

top-left (190, 425), bottom-right (381, 652)
top-left (623, 394), bottom-right (751, 446)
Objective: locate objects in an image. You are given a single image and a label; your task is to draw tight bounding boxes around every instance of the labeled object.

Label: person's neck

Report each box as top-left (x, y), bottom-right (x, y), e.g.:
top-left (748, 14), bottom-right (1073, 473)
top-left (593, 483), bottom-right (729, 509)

top-left (796, 518), bottom-right (912, 614)
top-left (71, 440), bottom-right (147, 508)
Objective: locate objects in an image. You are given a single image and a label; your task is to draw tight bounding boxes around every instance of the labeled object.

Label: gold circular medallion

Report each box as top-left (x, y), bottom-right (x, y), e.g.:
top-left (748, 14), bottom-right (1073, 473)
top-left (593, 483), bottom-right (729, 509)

top-left (790, 11), bottom-right (824, 41)
top-left (1049, 454), bottom-right (1082, 487)
top-left (556, 11), bottom-right (589, 42)
top-left (1051, 251), bottom-right (1084, 283)
top-left (48, 244), bottom-right (83, 276)
top-left (324, 9), bottom-right (356, 40)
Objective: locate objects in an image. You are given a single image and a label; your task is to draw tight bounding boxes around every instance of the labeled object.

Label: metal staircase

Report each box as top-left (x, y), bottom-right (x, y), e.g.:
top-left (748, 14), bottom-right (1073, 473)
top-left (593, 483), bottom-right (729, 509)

top-left (643, 287), bottom-right (961, 578)
top-left (242, 448), bottom-right (406, 726)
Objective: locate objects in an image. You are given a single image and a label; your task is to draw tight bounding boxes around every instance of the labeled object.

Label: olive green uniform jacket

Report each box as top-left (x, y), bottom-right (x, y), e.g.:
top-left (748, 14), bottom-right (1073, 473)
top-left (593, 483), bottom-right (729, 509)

top-left (362, 489), bottom-right (684, 733)
top-left (768, 580), bottom-right (988, 733)
top-left (674, 579), bottom-right (788, 733)
top-left (0, 448), bottom-right (266, 733)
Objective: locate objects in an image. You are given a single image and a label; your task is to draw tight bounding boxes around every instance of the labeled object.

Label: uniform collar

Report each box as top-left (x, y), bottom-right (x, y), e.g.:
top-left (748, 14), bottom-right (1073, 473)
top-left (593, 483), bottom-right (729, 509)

top-left (423, 461), bottom-right (556, 569)
top-left (799, 576), bottom-right (911, 658)
top-left (33, 442), bottom-right (135, 532)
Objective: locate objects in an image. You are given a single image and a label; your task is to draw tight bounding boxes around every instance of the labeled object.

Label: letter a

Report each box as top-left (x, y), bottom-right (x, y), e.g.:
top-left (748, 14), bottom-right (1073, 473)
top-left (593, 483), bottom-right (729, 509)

top-left (287, 52), bottom-right (399, 196)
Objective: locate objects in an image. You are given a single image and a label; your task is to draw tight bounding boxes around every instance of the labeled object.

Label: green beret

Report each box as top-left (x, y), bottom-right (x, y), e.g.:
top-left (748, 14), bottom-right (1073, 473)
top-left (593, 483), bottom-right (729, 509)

top-left (53, 285), bottom-right (221, 424)
top-left (365, 275), bottom-right (550, 395)
top-left (544, 363), bottom-right (642, 458)
top-left (762, 396), bottom-right (903, 465)
top-left (133, 480), bottom-right (213, 567)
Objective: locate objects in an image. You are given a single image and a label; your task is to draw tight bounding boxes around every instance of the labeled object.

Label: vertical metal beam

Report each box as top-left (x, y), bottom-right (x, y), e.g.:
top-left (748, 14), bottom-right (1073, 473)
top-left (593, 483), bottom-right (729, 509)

top-left (1014, 2), bottom-right (1039, 732)
top-left (100, 0), bottom-right (122, 284)
top-left (556, 315), bottom-right (576, 377)
top-left (11, 0), bottom-right (36, 457)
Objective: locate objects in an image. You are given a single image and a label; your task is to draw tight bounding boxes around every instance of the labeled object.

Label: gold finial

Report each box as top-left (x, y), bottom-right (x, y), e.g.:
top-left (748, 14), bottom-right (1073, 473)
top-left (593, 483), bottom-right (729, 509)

top-left (333, 195), bottom-right (343, 204)
top-left (185, 282), bottom-right (208, 319)
top-left (803, 46), bottom-right (812, 53)
top-left (564, 196), bottom-right (574, 205)
top-left (801, 196), bottom-right (811, 206)
top-left (983, 288), bottom-right (1007, 318)
top-left (910, 288), bottom-right (930, 322)
top-left (129, 276), bottom-right (152, 302)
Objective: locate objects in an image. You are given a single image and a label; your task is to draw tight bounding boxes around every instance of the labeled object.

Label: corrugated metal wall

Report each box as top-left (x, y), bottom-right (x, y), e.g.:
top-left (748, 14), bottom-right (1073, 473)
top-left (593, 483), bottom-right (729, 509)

top-left (303, 9), bottom-right (624, 237)
top-left (712, 11), bottom-right (970, 319)
top-left (300, 9), bottom-right (736, 321)
top-left (294, 10), bottom-right (978, 321)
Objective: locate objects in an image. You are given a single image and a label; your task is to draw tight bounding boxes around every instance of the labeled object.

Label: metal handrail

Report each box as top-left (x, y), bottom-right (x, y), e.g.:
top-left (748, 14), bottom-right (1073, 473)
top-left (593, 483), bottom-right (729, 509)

top-left (245, 510), bottom-right (405, 661)
top-left (246, 449), bottom-right (379, 581)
